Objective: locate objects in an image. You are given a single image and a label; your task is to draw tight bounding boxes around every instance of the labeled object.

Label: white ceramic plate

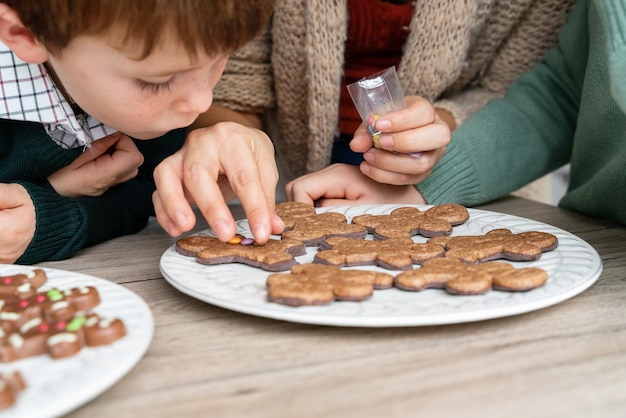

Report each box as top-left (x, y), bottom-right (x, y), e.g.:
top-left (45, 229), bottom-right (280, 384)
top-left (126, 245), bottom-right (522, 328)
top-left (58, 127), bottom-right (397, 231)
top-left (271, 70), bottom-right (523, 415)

top-left (160, 205), bottom-right (602, 327)
top-left (0, 265), bottom-right (154, 418)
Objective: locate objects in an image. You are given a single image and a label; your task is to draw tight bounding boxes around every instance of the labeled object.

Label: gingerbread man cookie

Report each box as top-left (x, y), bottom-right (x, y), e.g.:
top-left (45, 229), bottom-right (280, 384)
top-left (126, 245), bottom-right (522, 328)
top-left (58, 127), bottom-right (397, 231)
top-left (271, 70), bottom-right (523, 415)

top-left (395, 257), bottom-right (549, 295)
top-left (266, 263), bottom-right (394, 306)
top-left (276, 201), bottom-right (368, 245)
top-left (351, 204), bottom-right (469, 239)
top-left (314, 236), bottom-right (445, 270)
top-left (428, 228), bottom-right (558, 264)
top-left (176, 235), bottom-right (306, 272)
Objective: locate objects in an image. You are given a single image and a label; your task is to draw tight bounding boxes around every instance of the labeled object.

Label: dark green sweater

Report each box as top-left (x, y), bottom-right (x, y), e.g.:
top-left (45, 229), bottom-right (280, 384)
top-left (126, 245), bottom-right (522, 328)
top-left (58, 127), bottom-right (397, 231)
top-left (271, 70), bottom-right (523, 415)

top-left (0, 119), bottom-right (185, 264)
top-left (418, 0), bottom-right (626, 225)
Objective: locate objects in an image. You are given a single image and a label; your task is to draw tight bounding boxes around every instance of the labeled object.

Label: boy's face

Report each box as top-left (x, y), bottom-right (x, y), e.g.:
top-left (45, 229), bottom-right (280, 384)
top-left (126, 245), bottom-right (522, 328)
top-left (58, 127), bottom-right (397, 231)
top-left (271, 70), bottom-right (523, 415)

top-left (47, 33), bottom-right (228, 139)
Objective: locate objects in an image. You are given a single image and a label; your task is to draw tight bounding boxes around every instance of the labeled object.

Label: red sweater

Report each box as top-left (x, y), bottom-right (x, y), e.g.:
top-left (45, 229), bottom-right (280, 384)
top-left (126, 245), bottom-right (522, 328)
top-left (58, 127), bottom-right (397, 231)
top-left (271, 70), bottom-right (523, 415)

top-left (339, 0), bottom-right (414, 135)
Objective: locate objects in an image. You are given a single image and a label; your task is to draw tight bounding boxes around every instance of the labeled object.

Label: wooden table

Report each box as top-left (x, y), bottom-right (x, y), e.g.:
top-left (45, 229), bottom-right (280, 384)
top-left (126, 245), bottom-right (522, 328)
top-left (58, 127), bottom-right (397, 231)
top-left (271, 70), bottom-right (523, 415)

top-left (35, 196), bottom-right (626, 418)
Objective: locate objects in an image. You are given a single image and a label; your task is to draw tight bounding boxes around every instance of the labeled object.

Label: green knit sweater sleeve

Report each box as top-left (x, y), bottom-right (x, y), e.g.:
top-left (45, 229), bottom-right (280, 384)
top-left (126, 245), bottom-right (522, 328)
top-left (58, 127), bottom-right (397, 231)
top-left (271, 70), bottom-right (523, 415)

top-left (2, 122), bottom-right (186, 264)
top-left (417, 0), bottom-right (589, 206)
top-left (13, 180), bottom-right (89, 263)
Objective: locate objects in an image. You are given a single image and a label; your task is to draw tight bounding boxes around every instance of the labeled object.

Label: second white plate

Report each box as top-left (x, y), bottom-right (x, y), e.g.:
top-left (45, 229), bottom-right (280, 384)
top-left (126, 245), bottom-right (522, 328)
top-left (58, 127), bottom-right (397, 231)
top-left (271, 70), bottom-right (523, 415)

top-left (0, 265), bottom-right (154, 418)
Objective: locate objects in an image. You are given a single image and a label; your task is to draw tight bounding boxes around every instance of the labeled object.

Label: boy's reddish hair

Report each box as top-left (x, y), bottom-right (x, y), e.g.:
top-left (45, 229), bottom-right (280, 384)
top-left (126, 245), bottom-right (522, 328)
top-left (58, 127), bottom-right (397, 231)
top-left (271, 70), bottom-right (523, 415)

top-left (3, 0), bottom-right (275, 58)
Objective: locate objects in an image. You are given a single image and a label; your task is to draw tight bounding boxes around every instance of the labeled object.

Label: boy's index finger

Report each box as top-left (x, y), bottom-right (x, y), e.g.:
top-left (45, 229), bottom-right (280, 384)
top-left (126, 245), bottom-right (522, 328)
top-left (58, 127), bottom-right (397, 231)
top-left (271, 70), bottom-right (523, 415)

top-left (222, 161), bottom-right (273, 245)
top-left (180, 158), bottom-right (238, 242)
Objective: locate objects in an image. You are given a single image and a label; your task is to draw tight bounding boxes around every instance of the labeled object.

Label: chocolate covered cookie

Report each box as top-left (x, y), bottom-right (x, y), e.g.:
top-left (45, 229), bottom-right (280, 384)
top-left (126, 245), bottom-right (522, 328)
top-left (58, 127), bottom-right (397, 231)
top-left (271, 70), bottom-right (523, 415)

top-left (0, 270), bottom-right (126, 363)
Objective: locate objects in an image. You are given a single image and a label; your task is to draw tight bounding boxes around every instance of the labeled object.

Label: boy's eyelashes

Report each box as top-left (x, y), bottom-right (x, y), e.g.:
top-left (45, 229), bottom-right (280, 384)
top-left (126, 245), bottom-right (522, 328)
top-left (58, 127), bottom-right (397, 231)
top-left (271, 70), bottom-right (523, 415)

top-left (135, 78), bottom-right (174, 94)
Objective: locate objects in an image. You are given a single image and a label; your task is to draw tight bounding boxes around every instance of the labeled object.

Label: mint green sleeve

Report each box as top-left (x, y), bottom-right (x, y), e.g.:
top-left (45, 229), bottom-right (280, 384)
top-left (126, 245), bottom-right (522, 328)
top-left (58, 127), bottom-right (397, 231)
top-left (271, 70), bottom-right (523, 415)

top-left (417, 0), bottom-right (589, 205)
top-left (598, 1), bottom-right (626, 113)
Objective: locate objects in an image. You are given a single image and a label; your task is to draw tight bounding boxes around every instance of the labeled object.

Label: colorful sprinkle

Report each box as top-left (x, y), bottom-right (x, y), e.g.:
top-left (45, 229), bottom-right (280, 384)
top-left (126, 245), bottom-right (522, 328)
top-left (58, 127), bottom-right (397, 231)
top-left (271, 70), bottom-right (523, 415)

top-left (66, 316), bottom-right (86, 332)
top-left (228, 235), bottom-right (244, 244)
top-left (241, 238), bottom-right (255, 245)
top-left (3, 277), bottom-right (12, 284)
top-left (47, 289), bottom-right (63, 301)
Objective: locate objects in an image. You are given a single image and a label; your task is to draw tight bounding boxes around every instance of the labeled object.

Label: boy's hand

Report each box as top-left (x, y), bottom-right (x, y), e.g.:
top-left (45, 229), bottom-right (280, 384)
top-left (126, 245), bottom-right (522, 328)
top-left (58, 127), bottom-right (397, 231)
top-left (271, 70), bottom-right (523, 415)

top-left (48, 132), bottom-right (144, 197)
top-left (152, 122), bottom-right (284, 243)
top-left (0, 183), bottom-right (36, 263)
top-left (285, 163), bottom-right (426, 207)
top-left (349, 96), bottom-right (450, 185)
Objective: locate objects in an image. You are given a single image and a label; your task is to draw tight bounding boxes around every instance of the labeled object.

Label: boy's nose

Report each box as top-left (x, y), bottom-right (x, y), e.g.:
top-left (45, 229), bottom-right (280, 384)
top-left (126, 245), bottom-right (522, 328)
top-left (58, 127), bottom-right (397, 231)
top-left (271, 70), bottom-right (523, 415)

top-left (173, 85), bottom-right (214, 115)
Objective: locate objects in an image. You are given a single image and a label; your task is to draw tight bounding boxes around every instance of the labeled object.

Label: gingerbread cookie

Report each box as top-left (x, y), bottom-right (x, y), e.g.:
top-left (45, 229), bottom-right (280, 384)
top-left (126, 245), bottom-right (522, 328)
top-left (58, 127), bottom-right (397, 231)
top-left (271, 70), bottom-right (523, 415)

top-left (176, 235), bottom-right (306, 271)
top-left (428, 228), bottom-right (558, 264)
top-left (351, 204), bottom-right (469, 239)
top-left (0, 370), bottom-right (25, 410)
top-left (276, 201), bottom-right (368, 245)
top-left (314, 236), bottom-right (445, 270)
top-left (266, 263), bottom-right (394, 306)
top-left (395, 257), bottom-right (549, 295)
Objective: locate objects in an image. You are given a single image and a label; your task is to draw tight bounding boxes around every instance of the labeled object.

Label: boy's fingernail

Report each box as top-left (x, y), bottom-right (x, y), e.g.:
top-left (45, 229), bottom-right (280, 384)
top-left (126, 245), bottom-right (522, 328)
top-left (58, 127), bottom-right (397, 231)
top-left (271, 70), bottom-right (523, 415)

top-left (175, 211), bottom-right (188, 228)
top-left (253, 221), bottom-right (270, 240)
top-left (213, 219), bottom-right (231, 239)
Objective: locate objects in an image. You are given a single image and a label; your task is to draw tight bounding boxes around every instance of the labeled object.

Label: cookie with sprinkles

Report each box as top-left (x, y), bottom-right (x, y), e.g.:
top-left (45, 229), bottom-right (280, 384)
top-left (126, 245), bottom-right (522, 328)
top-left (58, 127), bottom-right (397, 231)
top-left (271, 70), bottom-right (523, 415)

top-left (176, 234), bottom-right (306, 271)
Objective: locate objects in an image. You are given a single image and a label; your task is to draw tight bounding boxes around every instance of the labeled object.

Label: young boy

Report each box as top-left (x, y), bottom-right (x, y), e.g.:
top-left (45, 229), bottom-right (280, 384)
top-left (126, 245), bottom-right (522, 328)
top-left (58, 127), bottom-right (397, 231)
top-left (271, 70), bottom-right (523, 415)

top-left (286, 0), bottom-right (626, 226)
top-left (0, 0), bottom-right (281, 264)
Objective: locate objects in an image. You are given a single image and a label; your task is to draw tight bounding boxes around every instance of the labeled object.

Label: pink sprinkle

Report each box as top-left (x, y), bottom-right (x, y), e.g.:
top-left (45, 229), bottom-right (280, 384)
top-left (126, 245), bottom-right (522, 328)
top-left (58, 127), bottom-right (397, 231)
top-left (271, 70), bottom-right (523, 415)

top-left (240, 238), bottom-right (254, 245)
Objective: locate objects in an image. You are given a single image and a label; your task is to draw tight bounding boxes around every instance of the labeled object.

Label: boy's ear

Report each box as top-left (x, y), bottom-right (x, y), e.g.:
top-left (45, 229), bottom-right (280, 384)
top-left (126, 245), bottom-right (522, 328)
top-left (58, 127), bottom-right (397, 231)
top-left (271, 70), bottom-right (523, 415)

top-left (0, 4), bottom-right (48, 64)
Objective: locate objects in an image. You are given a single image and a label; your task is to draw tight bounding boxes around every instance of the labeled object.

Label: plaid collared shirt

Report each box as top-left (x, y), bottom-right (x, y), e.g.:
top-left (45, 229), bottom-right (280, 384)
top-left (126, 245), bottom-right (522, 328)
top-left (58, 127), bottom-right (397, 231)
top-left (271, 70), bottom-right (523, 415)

top-left (0, 41), bottom-right (116, 149)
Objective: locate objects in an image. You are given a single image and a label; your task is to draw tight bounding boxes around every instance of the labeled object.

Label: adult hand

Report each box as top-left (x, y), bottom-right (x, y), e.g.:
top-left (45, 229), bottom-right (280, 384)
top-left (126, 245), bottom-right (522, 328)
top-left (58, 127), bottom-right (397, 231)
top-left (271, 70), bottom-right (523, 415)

top-left (48, 132), bottom-right (144, 197)
top-left (285, 163), bottom-right (426, 207)
top-left (349, 96), bottom-right (450, 185)
top-left (153, 122), bottom-right (284, 243)
top-left (0, 183), bottom-right (36, 263)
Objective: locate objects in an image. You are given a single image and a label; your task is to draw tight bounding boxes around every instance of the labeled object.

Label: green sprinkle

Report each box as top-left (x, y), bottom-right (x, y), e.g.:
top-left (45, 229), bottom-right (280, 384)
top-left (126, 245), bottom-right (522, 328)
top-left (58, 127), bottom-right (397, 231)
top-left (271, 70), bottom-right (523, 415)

top-left (66, 316), bottom-right (86, 331)
top-left (47, 289), bottom-right (63, 301)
